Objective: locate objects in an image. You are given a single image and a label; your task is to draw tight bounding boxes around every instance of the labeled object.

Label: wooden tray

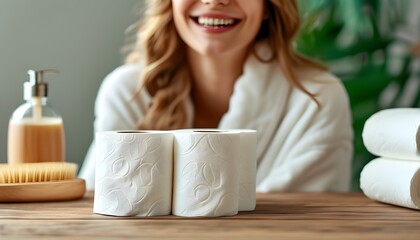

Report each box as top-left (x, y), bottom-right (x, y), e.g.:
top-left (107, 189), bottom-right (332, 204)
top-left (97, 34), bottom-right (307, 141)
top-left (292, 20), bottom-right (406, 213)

top-left (0, 178), bottom-right (86, 202)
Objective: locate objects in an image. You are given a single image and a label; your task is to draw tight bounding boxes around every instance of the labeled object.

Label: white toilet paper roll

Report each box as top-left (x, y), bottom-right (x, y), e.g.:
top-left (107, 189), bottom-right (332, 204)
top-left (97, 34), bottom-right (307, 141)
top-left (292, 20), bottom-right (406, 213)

top-left (172, 131), bottom-right (241, 217)
top-left (360, 158), bottom-right (420, 209)
top-left (237, 129), bottom-right (257, 211)
top-left (94, 131), bottom-right (173, 216)
top-left (362, 108), bottom-right (420, 160)
top-left (173, 129), bottom-right (257, 211)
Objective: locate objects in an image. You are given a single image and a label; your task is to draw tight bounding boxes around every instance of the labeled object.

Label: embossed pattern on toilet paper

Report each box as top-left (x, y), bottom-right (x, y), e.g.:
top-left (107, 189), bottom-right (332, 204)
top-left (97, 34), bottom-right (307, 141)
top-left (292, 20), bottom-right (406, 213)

top-left (172, 132), bottom-right (240, 217)
top-left (94, 131), bottom-right (173, 216)
top-left (173, 129), bottom-right (257, 211)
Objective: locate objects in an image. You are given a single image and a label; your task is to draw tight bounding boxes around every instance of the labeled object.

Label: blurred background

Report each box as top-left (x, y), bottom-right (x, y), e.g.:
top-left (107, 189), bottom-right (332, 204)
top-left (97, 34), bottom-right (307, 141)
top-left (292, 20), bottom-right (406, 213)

top-left (0, 0), bottom-right (419, 191)
top-left (297, 0), bottom-right (420, 190)
top-left (0, 0), bottom-right (140, 166)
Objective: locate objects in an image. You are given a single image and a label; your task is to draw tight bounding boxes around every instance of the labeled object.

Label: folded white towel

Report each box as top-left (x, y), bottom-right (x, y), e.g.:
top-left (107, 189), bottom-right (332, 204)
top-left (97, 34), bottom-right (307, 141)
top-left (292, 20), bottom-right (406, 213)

top-left (360, 158), bottom-right (420, 209)
top-left (362, 108), bottom-right (420, 161)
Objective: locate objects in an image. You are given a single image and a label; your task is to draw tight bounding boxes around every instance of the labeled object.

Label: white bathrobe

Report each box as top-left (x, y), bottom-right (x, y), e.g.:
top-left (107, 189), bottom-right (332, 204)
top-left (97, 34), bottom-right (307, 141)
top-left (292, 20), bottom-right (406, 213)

top-left (79, 52), bottom-right (354, 192)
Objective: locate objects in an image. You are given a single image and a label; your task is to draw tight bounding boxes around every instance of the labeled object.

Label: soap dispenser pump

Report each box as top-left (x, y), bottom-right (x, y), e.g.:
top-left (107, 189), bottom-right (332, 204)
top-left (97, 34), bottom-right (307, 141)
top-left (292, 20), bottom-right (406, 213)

top-left (8, 69), bottom-right (65, 164)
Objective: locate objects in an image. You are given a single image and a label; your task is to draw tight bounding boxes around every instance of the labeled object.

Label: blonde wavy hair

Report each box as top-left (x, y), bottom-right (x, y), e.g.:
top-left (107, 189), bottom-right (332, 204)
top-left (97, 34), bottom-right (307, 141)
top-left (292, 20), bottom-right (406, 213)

top-left (126, 0), bottom-right (326, 130)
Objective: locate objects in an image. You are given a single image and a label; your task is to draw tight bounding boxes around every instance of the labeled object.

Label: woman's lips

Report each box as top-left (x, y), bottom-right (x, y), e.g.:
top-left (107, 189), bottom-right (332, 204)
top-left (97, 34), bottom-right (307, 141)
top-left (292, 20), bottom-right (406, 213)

top-left (190, 16), bottom-right (240, 33)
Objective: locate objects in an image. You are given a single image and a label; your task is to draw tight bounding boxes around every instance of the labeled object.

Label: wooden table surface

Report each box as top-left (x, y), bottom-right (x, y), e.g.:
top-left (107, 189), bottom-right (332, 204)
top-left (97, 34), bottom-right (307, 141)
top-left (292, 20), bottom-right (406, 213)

top-left (1, 192), bottom-right (420, 239)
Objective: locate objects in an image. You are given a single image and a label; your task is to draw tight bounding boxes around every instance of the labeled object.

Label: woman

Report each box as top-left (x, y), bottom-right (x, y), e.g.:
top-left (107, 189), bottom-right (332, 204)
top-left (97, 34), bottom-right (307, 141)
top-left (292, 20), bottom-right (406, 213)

top-left (80, 0), bottom-right (353, 192)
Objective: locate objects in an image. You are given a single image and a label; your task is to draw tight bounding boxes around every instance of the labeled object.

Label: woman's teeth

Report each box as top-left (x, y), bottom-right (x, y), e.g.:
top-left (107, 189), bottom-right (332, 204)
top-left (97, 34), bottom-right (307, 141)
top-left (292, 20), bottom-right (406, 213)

top-left (197, 17), bottom-right (235, 27)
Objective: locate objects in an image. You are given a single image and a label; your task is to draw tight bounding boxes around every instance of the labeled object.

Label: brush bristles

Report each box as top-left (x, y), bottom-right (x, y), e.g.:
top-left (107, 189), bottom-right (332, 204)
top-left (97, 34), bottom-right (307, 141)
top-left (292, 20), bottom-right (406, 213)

top-left (0, 162), bottom-right (77, 184)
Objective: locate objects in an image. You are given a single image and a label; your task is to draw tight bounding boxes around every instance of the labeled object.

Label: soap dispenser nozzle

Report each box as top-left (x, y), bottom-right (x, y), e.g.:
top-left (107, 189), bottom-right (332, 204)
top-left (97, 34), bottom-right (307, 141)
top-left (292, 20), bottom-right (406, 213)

top-left (24, 69), bottom-right (59, 119)
top-left (24, 69), bottom-right (59, 100)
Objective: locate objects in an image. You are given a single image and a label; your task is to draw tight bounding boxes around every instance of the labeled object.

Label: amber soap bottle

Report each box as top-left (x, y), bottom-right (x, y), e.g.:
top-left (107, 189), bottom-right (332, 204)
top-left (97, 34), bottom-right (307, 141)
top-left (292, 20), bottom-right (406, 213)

top-left (8, 69), bottom-right (65, 164)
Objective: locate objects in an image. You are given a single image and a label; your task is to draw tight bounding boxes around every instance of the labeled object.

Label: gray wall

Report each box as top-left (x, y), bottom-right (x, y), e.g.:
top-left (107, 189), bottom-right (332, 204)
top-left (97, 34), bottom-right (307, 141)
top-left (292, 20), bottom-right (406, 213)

top-left (0, 0), bottom-right (140, 168)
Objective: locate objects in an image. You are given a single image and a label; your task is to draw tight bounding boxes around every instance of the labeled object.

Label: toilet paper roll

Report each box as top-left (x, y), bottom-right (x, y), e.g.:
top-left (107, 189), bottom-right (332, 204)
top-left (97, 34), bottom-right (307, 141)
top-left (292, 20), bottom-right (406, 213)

top-left (237, 129), bottom-right (257, 211)
top-left (172, 131), bottom-right (241, 217)
top-left (360, 158), bottom-right (420, 210)
top-left (173, 129), bottom-right (257, 211)
top-left (362, 108), bottom-right (420, 160)
top-left (94, 131), bottom-right (173, 216)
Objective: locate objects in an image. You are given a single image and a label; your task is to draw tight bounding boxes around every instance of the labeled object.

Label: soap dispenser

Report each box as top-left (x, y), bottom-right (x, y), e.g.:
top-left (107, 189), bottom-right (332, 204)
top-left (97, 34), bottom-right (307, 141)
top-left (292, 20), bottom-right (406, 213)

top-left (8, 69), bottom-right (65, 164)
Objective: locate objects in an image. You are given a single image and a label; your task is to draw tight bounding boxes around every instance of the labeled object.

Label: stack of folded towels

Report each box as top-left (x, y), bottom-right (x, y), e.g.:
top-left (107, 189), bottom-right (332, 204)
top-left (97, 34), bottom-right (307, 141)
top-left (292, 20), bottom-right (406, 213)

top-left (360, 108), bottom-right (420, 209)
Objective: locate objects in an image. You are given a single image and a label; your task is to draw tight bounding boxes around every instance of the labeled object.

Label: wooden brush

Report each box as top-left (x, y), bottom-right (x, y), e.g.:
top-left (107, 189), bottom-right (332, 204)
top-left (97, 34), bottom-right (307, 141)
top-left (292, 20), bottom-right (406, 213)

top-left (0, 162), bottom-right (86, 202)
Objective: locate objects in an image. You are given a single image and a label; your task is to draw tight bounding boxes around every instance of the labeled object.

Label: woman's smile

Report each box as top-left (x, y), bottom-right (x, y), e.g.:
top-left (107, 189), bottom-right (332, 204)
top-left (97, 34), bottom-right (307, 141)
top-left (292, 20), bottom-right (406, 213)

top-left (190, 14), bottom-right (241, 33)
top-left (172, 0), bottom-right (265, 56)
